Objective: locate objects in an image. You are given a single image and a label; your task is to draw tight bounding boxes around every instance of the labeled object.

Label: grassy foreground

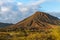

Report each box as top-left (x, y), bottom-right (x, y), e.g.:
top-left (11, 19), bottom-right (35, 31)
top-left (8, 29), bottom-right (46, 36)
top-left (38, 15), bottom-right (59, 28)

top-left (0, 26), bottom-right (60, 40)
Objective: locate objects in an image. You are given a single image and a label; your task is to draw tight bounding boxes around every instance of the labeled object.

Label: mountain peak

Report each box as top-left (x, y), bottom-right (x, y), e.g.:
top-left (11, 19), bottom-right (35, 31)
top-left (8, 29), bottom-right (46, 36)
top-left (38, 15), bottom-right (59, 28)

top-left (10, 12), bottom-right (60, 27)
top-left (33, 12), bottom-right (45, 16)
top-left (1, 12), bottom-right (60, 31)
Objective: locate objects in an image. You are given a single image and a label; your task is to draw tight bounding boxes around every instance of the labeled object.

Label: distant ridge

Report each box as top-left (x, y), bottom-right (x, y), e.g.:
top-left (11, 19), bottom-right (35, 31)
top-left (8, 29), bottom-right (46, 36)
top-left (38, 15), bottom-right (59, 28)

top-left (0, 22), bottom-right (13, 28)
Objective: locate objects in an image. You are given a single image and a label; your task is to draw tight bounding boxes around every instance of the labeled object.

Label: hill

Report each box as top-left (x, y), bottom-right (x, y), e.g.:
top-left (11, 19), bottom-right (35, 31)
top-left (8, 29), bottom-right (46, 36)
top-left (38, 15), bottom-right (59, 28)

top-left (0, 22), bottom-right (13, 28)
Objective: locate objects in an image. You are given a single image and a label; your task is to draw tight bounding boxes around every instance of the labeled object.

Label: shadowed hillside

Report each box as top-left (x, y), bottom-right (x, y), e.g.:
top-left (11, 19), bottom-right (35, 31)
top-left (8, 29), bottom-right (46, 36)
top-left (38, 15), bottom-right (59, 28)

top-left (0, 22), bottom-right (13, 28)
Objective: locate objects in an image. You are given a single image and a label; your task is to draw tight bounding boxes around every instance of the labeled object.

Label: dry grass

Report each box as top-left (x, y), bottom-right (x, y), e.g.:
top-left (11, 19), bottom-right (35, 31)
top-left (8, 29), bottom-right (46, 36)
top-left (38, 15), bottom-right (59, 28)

top-left (0, 26), bottom-right (60, 40)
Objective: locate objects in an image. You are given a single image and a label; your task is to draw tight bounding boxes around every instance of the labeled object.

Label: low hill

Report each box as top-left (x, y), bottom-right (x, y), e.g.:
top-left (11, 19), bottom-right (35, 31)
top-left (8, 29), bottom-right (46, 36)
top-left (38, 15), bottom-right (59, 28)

top-left (0, 22), bottom-right (13, 28)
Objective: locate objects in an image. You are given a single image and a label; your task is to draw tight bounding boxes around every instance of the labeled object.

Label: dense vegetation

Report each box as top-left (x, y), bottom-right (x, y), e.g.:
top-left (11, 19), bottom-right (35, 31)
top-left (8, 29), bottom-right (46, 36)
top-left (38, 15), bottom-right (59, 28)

top-left (0, 26), bottom-right (60, 40)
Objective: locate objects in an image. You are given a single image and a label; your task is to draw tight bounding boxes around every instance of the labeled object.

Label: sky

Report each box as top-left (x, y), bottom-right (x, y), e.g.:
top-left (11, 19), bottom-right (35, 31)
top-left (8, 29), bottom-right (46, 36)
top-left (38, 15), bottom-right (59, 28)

top-left (0, 0), bottom-right (60, 23)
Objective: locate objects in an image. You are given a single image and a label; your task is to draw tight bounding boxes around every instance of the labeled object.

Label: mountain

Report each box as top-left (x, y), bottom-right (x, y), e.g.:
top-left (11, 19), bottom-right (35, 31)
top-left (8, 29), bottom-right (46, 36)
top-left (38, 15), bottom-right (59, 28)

top-left (0, 22), bottom-right (13, 28)
top-left (0, 12), bottom-right (60, 40)
top-left (0, 12), bottom-right (60, 31)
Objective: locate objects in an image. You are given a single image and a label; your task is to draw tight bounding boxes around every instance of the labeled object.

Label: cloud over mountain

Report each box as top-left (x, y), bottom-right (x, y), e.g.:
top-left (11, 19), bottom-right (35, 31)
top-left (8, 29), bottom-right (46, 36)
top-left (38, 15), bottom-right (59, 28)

top-left (0, 0), bottom-right (60, 23)
top-left (0, 0), bottom-right (46, 23)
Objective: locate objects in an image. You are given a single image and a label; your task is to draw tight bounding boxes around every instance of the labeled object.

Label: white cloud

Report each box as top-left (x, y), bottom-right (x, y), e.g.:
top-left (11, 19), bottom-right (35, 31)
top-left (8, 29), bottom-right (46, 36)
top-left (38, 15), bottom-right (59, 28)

top-left (17, 0), bottom-right (46, 14)
top-left (17, 2), bottom-right (23, 6)
top-left (19, 7), bottom-right (29, 13)
top-left (4, 17), bottom-right (9, 20)
top-left (0, 0), bottom-right (47, 23)
top-left (0, 1), bottom-right (3, 5)
top-left (1, 7), bottom-right (10, 12)
top-left (29, 0), bottom-right (46, 6)
top-left (7, 0), bottom-right (14, 2)
top-left (0, 0), bottom-right (60, 23)
top-left (0, 0), bottom-right (14, 2)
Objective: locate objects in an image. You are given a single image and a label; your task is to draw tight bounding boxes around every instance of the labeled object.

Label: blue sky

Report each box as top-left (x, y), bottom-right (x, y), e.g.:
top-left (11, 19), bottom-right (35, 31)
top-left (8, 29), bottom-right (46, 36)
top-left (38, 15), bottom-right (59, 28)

top-left (0, 0), bottom-right (60, 23)
top-left (41, 0), bottom-right (60, 12)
